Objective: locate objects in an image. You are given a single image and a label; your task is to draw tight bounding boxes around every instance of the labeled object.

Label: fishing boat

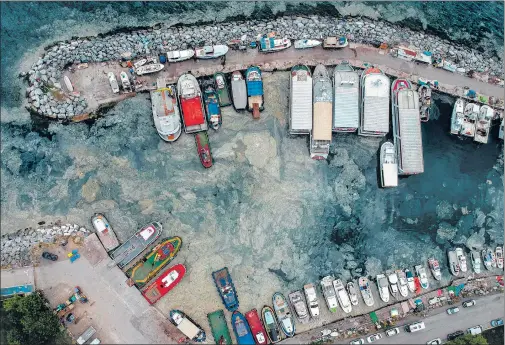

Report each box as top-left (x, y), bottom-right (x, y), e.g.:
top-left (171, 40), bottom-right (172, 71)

top-left (404, 269), bottom-right (416, 292)
top-left (396, 270), bottom-right (409, 297)
top-left (333, 61), bottom-right (359, 132)
top-left (289, 65), bottom-right (313, 135)
top-left (499, 119), bottom-right (504, 140)
top-left (134, 59), bottom-right (147, 69)
top-left (448, 249), bottom-right (460, 276)
top-left (387, 271), bottom-right (399, 298)
top-left (333, 279), bottom-right (352, 313)
top-left (244, 309), bottom-right (268, 345)
top-left (261, 306), bottom-right (282, 343)
top-left (126, 236), bottom-right (182, 289)
top-left (207, 310), bottom-right (232, 345)
top-left (195, 131), bottom-right (212, 168)
top-left (294, 39), bottom-right (321, 49)
top-left (195, 45), bottom-right (229, 59)
top-left (482, 249), bottom-right (493, 270)
top-left (490, 249), bottom-right (497, 268)
top-left (232, 311), bottom-right (255, 345)
top-left (320, 276), bottom-right (338, 312)
top-left (64, 75), bottom-right (74, 92)
top-left (323, 36), bottom-right (348, 48)
top-left (150, 86), bottom-right (182, 142)
top-left (415, 265), bottom-right (429, 290)
top-left (450, 99), bottom-right (465, 135)
top-left (310, 64), bottom-right (333, 160)
top-left (359, 67), bottom-right (390, 137)
top-left (169, 309), bottom-right (206, 342)
top-left (246, 66), bottom-right (264, 119)
top-left (497, 246), bottom-right (504, 269)
top-left (177, 73), bottom-right (208, 134)
top-left (212, 267), bottom-right (239, 312)
top-left (418, 84), bottom-right (431, 122)
top-left (272, 292), bottom-right (295, 337)
top-left (166, 49), bottom-right (195, 63)
top-left (376, 274), bottom-right (390, 303)
top-left (214, 73), bottom-right (232, 107)
top-left (413, 276), bottom-right (422, 294)
top-left (474, 105), bottom-right (493, 144)
top-left (462, 103), bottom-right (479, 138)
top-left (107, 72), bottom-right (120, 94)
top-left (346, 281), bottom-right (359, 306)
top-left (120, 71), bottom-right (131, 91)
top-left (141, 264), bottom-right (186, 304)
top-left (91, 213), bottom-right (119, 252)
top-left (203, 82), bottom-right (222, 130)
top-left (470, 251), bottom-right (482, 274)
top-left (358, 277), bottom-right (374, 307)
top-left (288, 291), bottom-right (309, 323)
top-left (428, 258), bottom-right (442, 281)
top-left (455, 247), bottom-right (467, 272)
top-left (391, 78), bottom-right (424, 175)
top-left (303, 283), bottom-right (320, 317)
top-left (135, 63), bottom-right (164, 76)
top-left (231, 71), bottom-right (247, 110)
top-left (258, 36), bottom-right (291, 53)
top-left (109, 222), bottom-right (162, 269)
top-left (380, 141), bottom-right (398, 188)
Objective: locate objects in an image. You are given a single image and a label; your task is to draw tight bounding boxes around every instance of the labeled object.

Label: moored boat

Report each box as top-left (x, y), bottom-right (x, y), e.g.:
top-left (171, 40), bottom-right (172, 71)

top-left (387, 271), bottom-right (399, 298)
top-left (380, 141), bottom-right (398, 188)
top-left (358, 277), bottom-right (374, 307)
top-left (232, 311), bottom-right (255, 345)
top-left (203, 82), bottom-right (222, 130)
top-left (320, 276), bottom-right (338, 312)
top-left (333, 279), bottom-right (352, 313)
top-left (474, 105), bottom-right (493, 144)
top-left (303, 283), bottom-right (320, 317)
top-left (288, 290), bottom-right (309, 323)
top-left (359, 67), bottom-right (390, 137)
top-left (261, 306), bottom-right (282, 343)
top-left (482, 248), bottom-right (493, 270)
top-left (294, 39), bottom-right (321, 49)
top-left (418, 84), bottom-right (432, 122)
top-left (212, 267), bottom-right (239, 312)
top-left (91, 213), bottom-right (119, 252)
top-left (450, 99), bottom-right (465, 135)
top-left (272, 292), bottom-right (295, 337)
top-left (414, 265), bottom-right (429, 290)
top-left (310, 64), bottom-right (333, 160)
top-left (64, 75), bottom-right (74, 92)
top-left (246, 66), bottom-right (264, 119)
top-left (245, 309), bottom-right (268, 345)
top-left (396, 270), bottom-right (409, 297)
top-left (178, 73), bottom-right (208, 133)
top-left (289, 65), bottom-right (313, 135)
top-left (142, 264), bottom-right (186, 304)
top-left (346, 281), bottom-right (359, 306)
top-left (195, 131), bottom-right (213, 168)
top-left (120, 71), bottom-right (131, 91)
top-left (135, 63), bottom-right (164, 75)
top-left (462, 103), bottom-right (479, 138)
top-left (207, 310), bottom-right (232, 345)
top-left (448, 249), bottom-right (461, 276)
top-left (428, 258), bottom-right (442, 281)
top-left (107, 72), bottom-right (120, 94)
top-left (166, 49), bottom-right (195, 63)
top-left (470, 251), bottom-right (482, 274)
top-left (333, 61), bottom-right (359, 132)
top-left (497, 246), bottom-right (504, 270)
top-left (499, 119), bottom-right (504, 140)
top-left (134, 59), bottom-right (147, 69)
top-left (490, 249), bottom-right (497, 268)
top-left (231, 71), bottom-right (247, 110)
top-left (150, 86), bottom-right (182, 142)
top-left (323, 36), bottom-right (348, 48)
top-left (169, 309), bottom-right (206, 342)
top-left (376, 274), bottom-right (390, 303)
top-left (404, 269), bottom-right (416, 292)
top-left (258, 36), bottom-right (291, 53)
top-left (214, 73), bottom-right (232, 107)
top-left (455, 247), bottom-right (467, 272)
top-left (195, 45), bottom-right (229, 59)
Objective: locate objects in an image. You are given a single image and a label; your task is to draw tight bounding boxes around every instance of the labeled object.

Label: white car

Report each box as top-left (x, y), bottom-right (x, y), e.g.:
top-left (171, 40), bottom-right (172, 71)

top-left (385, 328), bottom-right (400, 337)
top-left (350, 339), bottom-right (365, 345)
top-left (427, 339), bottom-right (442, 345)
top-left (367, 333), bottom-right (382, 343)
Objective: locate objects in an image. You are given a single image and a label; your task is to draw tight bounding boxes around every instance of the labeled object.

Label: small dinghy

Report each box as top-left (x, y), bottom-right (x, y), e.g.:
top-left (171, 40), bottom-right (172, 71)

top-left (134, 59), bottom-right (147, 69)
top-left (323, 36), bottom-right (348, 48)
top-left (294, 39), bottom-right (321, 49)
top-left (166, 49), bottom-right (195, 63)
top-left (195, 45), bottom-right (229, 59)
top-left (135, 63), bottom-right (164, 76)
top-left (214, 72), bottom-right (232, 107)
top-left (91, 213), bottom-right (119, 252)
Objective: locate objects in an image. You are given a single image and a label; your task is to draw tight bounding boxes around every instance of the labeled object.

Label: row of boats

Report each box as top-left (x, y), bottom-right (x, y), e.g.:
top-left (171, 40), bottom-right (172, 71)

top-left (451, 98), bottom-right (498, 144)
top-left (447, 246), bottom-right (504, 276)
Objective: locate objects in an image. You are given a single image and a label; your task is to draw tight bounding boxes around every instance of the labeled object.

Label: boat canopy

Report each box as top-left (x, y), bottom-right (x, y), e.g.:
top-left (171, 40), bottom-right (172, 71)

top-left (181, 97), bottom-right (205, 126)
top-left (382, 163), bottom-right (398, 187)
top-left (333, 68), bottom-right (359, 130)
top-left (313, 103), bottom-right (332, 141)
top-left (178, 319), bottom-right (201, 340)
top-left (363, 74), bottom-right (390, 133)
top-left (290, 67), bottom-right (313, 133)
top-left (247, 80), bottom-right (263, 96)
top-left (92, 218), bottom-right (107, 233)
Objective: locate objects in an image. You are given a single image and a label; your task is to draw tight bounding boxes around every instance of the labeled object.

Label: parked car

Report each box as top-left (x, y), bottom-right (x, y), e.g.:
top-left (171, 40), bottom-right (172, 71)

top-left (491, 319), bottom-right (504, 327)
top-left (427, 339), bottom-right (442, 345)
top-left (467, 326), bottom-right (482, 335)
top-left (462, 300), bottom-right (476, 308)
top-left (366, 333), bottom-right (382, 343)
top-left (406, 321), bottom-right (426, 333)
top-left (385, 328), bottom-right (400, 337)
top-left (350, 339), bottom-right (365, 345)
top-left (447, 330), bottom-right (464, 341)
top-left (42, 251), bottom-right (58, 261)
top-left (447, 307), bottom-right (460, 315)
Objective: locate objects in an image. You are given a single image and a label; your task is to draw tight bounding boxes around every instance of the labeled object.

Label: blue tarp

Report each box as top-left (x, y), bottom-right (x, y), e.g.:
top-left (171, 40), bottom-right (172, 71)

top-left (1, 285), bottom-right (33, 296)
top-left (423, 51), bottom-right (432, 56)
top-left (260, 37), bottom-right (274, 50)
top-left (208, 102), bottom-right (219, 115)
top-left (467, 90), bottom-right (477, 98)
top-left (247, 81), bottom-right (263, 96)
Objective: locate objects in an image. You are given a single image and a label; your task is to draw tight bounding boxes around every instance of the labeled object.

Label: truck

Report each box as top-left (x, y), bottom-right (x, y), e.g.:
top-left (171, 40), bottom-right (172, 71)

top-left (77, 326), bottom-right (96, 345)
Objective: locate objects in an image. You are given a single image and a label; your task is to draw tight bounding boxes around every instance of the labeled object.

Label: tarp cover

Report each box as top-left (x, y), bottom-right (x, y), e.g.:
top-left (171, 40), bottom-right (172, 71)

top-left (181, 97), bottom-right (205, 126)
top-left (247, 81), bottom-right (264, 97)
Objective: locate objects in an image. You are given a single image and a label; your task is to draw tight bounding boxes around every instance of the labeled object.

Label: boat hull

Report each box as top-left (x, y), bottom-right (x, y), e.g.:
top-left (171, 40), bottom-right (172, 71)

top-left (246, 66), bottom-right (264, 119)
top-left (204, 87), bottom-right (222, 131)
top-left (208, 310), bottom-right (233, 345)
top-left (142, 264), bottom-right (186, 304)
top-left (178, 73), bottom-right (208, 134)
top-left (169, 309), bottom-right (206, 342)
top-left (261, 306), bottom-right (282, 343)
top-left (214, 73), bottom-right (232, 107)
top-left (195, 131), bottom-right (213, 168)
top-left (272, 292), bottom-right (295, 337)
top-left (212, 267), bottom-right (239, 312)
top-left (245, 309), bottom-right (268, 345)
top-left (232, 311), bottom-right (256, 345)
top-left (91, 213), bottom-right (119, 252)
top-left (231, 71), bottom-right (247, 110)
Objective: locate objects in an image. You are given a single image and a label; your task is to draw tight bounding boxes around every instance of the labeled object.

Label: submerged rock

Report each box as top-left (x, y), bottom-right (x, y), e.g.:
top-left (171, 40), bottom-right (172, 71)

top-left (436, 221), bottom-right (458, 244)
top-left (364, 257), bottom-right (382, 278)
top-left (465, 229), bottom-right (486, 251)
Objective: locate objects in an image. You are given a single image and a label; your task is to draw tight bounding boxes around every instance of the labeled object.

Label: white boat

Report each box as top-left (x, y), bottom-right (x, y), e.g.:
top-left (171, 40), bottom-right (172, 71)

top-left (418, 84), bottom-right (431, 122)
top-left (346, 282), bottom-right (359, 306)
top-left (64, 75), bottom-right (74, 92)
top-left (387, 272), bottom-right (399, 298)
top-left (404, 269), bottom-right (416, 292)
top-left (135, 63), bottom-right (164, 76)
top-left (497, 246), bottom-right (504, 270)
top-left (166, 49), bottom-right (195, 62)
top-left (470, 251), bottom-right (482, 274)
top-left (499, 119), bottom-right (504, 140)
top-left (289, 65), bottom-right (313, 135)
top-left (231, 71), bottom-right (247, 110)
top-left (448, 249), bottom-right (461, 276)
top-left (428, 258), bottom-right (442, 281)
top-left (380, 141), bottom-right (398, 188)
top-left (194, 45), bottom-right (229, 59)
top-left (258, 37), bottom-right (291, 53)
top-left (310, 64), bottom-right (333, 160)
top-left (107, 72), bottom-right (120, 94)
top-left (150, 86), bottom-right (182, 142)
top-left (288, 290), bottom-right (309, 323)
top-left (134, 59), bottom-right (147, 69)
top-left (333, 61), bottom-right (359, 132)
top-left (177, 73), bottom-right (208, 134)
top-left (450, 98), bottom-right (465, 135)
top-left (120, 72), bottom-right (131, 91)
top-left (294, 39), bottom-right (321, 49)
top-left (415, 265), bottom-right (429, 290)
top-left (323, 36), bottom-right (348, 48)
top-left (461, 103), bottom-right (479, 137)
top-left (359, 67), bottom-right (390, 137)
top-left (455, 247), bottom-right (467, 272)
top-left (396, 270), bottom-right (409, 297)
top-left (303, 283), bottom-right (320, 317)
top-left (482, 248), bottom-right (493, 270)
top-left (320, 276), bottom-right (338, 312)
top-left (358, 277), bottom-right (374, 307)
top-left (474, 105), bottom-right (493, 144)
top-left (376, 274), bottom-right (390, 303)
top-left (490, 250), bottom-right (497, 268)
top-left (333, 279), bottom-right (352, 313)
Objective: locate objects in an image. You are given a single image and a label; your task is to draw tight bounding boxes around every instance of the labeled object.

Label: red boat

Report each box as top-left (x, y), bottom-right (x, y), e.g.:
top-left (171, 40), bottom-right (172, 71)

top-left (177, 73), bottom-right (208, 134)
top-left (141, 264), bottom-right (186, 304)
top-left (195, 132), bottom-right (212, 168)
top-left (413, 277), bottom-right (422, 295)
top-left (391, 78), bottom-right (412, 95)
top-left (245, 309), bottom-right (268, 345)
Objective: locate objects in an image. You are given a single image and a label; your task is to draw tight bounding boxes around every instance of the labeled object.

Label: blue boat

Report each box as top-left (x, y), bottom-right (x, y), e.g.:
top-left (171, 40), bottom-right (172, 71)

top-left (212, 267), bottom-right (239, 312)
top-left (246, 66), bottom-right (264, 119)
top-left (232, 311), bottom-right (255, 345)
top-left (203, 83), bottom-right (222, 130)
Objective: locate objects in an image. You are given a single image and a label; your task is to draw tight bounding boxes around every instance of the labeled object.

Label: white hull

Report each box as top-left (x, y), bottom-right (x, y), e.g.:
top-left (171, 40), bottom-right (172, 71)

top-left (294, 39), bottom-right (321, 49)
top-left (333, 279), bottom-right (352, 313)
top-left (136, 63), bottom-right (164, 75)
top-left (358, 277), bottom-right (374, 307)
top-left (376, 274), bottom-right (390, 303)
top-left (195, 45), bottom-right (229, 59)
top-left (166, 50), bottom-right (195, 62)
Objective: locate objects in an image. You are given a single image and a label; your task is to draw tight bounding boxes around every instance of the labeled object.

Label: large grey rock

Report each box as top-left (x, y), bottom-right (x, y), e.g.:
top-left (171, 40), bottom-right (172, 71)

top-left (436, 221), bottom-right (458, 244)
top-left (465, 229), bottom-right (486, 251)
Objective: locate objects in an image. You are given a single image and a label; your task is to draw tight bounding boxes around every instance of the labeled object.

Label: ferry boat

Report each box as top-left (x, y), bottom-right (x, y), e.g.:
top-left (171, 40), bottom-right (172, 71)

top-left (272, 292), bottom-right (295, 337)
top-left (177, 73), bottom-right (208, 134)
top-left (141, 264), bottom-right (186, 304)
top-left (289, 65), bottom-right (313, 135)
top-left (310, 64), bottom-right (333, 160)
top-left (261, 306), bottom-right (282, 343)
top-left (294, 39), bottom-right (321, 49)
top-left (258, 36), bottom-right (291, 53)
top-left (358, 277), bottom-right (374, 307)
top-left (303, 283), bottom-right (320, 317)
top-left (428, 258), bottom-right (442, 281)
top-left (135, 63), bottom-right (164, 76)
top-left (150, 86), bottom-right (182, 142)
top-left (244, 309), bottom-right (268, 345)
top-left (474, 105), bottom-right (493, 144)
top-left (120, 71), bottom-right (131, 91)
top-left (346, 281), bottom-right (359, 306)
top-left (203, 82), bottom-right (222, 130)
top-left (320, 276), bottom-right (338, 312)
top-left (482, 248), bottom-right (493, 270)
top-left (195, 131), bottom-right (212, 168)
top-left (376, 274), bottom-right (390, 303)
top-left (107, 72), bottom-right (120, 94)
top-left (333, 279), bottom-right (352, 313)
top-left (232, 311), bottom-right (255, 345)
top-left (497, 246), bottom-right (504, 269)
top-left (288, 290), bottom-right (309, 323)
top-left (91, 213), bottom-right (119, 252)
top-left (333, 61), bottom-right (359, 132)
top-left (246, 66), bottom-right (264, 119)
top-left (404, 269), bottom-right (416, 292)
top-left (169, 309), bottom-right (206, 342)
top-left (448, 249), bottom-right (461, 276)
top-left (212, 267), bottom-right (239, 312)
top-left (166, 49), bottom-right (195, 63)
top-left (470, 251), bottom-right (482, 274)
top-left (418, 84), bottom-right (431, 122)
top-left (323, 36), bottom-right (348, 49)
top-left (455, 247), bottom-right (467, 272)
top-left (380, 141), bottom-right (398, 188)
top-left (109, 222), bottom-right (162, 269)
top-left (415, 265), bottom-right (429, 290)
top-left (396, 270), bottom-right (409, 297)
top-left (214, 73), bottom-right (232, 107)
top-left (231, 71), bottom-right (247, 110)
top-left (359, 67), bottom-right (390, 137)
top-left (387, 271), bottom-right (399, 298)
top-left (391, 78), bottom-right (424, 175)
top-left (462, 103), bottom-right (479, 138)
top-left (195, 45), bottom-right (229, 59)
top-left (126, 236), bottom-right (182, 289)
top-left (207, 310), bottom-right (232, 345)
top-left (450, 99), bottom-right (465, 135)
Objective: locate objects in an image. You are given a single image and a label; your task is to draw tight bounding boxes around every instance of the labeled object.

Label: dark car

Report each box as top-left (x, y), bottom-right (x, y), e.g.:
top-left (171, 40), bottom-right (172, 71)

top-left (42, 251), bottom-right (58, 261)
top-left (447, 330), bottom-right (464, 341)
top-left (491, 319), bottom-right (504, 327)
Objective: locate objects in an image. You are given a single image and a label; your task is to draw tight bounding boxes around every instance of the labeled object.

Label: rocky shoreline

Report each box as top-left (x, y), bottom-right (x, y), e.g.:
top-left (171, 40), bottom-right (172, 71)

top-left (22, 15), bottom-right (503, 120)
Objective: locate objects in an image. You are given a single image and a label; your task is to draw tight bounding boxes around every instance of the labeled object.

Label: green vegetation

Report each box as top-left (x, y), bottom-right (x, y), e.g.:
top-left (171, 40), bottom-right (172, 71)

top-left (446, 334), bottom-right (489, 345)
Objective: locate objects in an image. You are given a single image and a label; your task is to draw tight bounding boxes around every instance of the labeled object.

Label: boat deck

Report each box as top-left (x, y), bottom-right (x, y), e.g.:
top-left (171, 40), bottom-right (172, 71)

top-left (333, 68), bottom-right (359, 131)
top-left (290, 69), bottom-right (313, 134)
